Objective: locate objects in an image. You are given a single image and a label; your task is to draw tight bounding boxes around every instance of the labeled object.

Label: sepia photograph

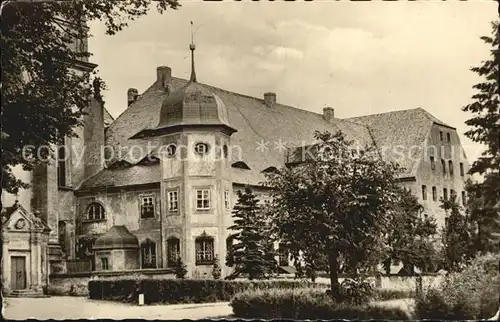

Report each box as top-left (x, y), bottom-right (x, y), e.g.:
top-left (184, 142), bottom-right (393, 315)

top-left (1, 0), bottom-right (499, 320)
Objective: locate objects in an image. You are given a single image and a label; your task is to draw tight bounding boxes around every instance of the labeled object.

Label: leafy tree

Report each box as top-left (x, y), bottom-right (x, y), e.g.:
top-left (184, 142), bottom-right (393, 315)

top-left (384, 188), bottom-right (439, 275)
top-left (226, 186), bottom-right (277, 280)
top-left (1, 0), bottom-right (179, 194)
top-left (174, 257), bottom-right (187, 279)
top-left (266, 130), bottom-right (400, 300)
top-left (212, 255), bottom-right (222, 280)
top-left (461, 20), bottom-right (500, 253)
top-left (440, 192), bottom-right (477, 272)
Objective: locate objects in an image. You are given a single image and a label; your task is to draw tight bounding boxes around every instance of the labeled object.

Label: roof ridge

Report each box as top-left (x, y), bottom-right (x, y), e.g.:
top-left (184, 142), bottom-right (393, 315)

top-left (170, 76), bottom-right (368, 129)
top-left (347, 107), bottom-right (423, 119)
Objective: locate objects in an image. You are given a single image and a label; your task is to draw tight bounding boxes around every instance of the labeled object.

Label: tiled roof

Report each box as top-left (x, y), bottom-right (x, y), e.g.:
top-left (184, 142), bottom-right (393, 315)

top-left (347, 108), bottom-right (449, 177)
top-left (81, 77), bottom-right (372, 189)
top-left (103, 108), bottom-right (114, 127)
top-left (78, 163), bottom-right (161, 190)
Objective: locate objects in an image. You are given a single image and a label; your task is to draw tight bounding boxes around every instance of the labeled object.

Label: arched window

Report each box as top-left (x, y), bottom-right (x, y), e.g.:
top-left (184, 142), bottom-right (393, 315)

top-left (141, 239), bottom-right (157, 269)
top-left (167, 237), bottom-right (180, 268)
top-left (87, 202), bottom-right (105, 221)
top-left (195, 234), bottom-right (214, 265)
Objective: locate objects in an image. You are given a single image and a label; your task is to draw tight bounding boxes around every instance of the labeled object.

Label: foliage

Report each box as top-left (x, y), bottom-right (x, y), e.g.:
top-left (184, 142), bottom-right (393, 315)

top-left (337, 278), bottom-right (375, 305)
top-left (384, 188), bottom-right (439, 275)
top-left (88, 278), bottom-right (317, 304)
top-left (265, 130), bottom-right (401, 299)
top-left (230, 287), bottom-right (410, 320)
top-left (415, 253), bottom-right (500, 320)
top-left (226, 186), bottom-right (277, 280)
top-left (48, 283), bottom-right (88, 297)
top-left (462, 20), bottom-right (500, 253)
top-left (440, 192), bottom-right (477, 272)
top-left (174, 257), bottom-right (187, 279)
top-left (374, 289), bottom-right (415, 301)
top-left (1, 0), bottom-right (179, 194)
top-left (212, 255), bottom-right (222, 280)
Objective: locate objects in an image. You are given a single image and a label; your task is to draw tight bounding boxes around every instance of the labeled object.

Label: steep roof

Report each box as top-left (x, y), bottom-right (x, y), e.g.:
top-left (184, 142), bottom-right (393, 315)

top-left (80, 77), bottom-right (373, 189)
top-left (103, 107), bottom-right (115, 127)
top-left (347, 108), bottom-right (452, 177)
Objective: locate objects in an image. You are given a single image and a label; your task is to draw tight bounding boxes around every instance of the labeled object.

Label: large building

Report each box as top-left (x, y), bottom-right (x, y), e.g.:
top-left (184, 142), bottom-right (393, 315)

top-left (1, 42), bottom-right (470, 290)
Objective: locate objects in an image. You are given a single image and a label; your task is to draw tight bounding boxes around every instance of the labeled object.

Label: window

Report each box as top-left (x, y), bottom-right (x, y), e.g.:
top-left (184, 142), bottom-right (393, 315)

top-left (57, 144), bottom-right (67, 187)
top-left (195, 235), bottom-right (214, 265)
top-left (140, 195), bottom-right (155, 218)
top-left (422, 185), bottom-right (427, 201)
top-left (167, 238), bottom-right (180, 267)
top-left (226, 236), bottom-right (234, 265)
top-left (447, 133), bottom-right (451, 143)
top-left (166, 144), bottom-right (177, 157)
top-left (430, 156), bottom-right (435, 170)
top-left (141, 239), bottom-right (157, 269)
top-left (194, 142), bottom-right (209, 155)
top-left (441, 159), bottom-right (446, 174)
top-left (86, 203), bottom-right (105, 221)
top-left (449, 161), bottom-right (454, 176)
top-left (450, 189), bottom-right (456, 199)
top-left (101, 257), bottom-right (109, 270)
top-left (444, 217), bottom-right (449, 229)
top-left (196, 189), bottom-right (211, 210)
top-left (443, 188), bottom-right (448, 201)
top-left (224, 190), bottom-right (230, 210)
top-left (432, 187), bottom-right (437, 201)
top-left (460, 163), bottom-right (464, 176)
top-left (462, 191), bottom-right (466, 206)
top-left (223, 145), bottom-right (228, 158)
top-left (278, 244), bottom-right (289, 266)
top-left (168, 191), bottom-right (179, 212)
top-left (439, 131), bottom-right (444, 142)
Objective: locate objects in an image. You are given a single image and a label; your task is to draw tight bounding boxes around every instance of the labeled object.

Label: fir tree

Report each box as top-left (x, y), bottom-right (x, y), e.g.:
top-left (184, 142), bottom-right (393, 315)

top-left (462, 21), bottom-right (500, 252)
top-left (440, 192), bottom-right (477, 272)
top-left (226, 186), bottom-right (276, 280)
top-left (174, 257), bottom-right (187, 279)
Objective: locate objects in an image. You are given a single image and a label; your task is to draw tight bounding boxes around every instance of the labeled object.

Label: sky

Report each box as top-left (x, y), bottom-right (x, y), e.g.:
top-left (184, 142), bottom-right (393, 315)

top-left (88, 0), bottom-right (498, 166)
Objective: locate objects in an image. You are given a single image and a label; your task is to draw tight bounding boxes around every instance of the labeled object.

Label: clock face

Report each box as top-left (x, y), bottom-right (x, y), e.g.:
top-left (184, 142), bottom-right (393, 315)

top-left (15, 219), bottom-right (26, 229)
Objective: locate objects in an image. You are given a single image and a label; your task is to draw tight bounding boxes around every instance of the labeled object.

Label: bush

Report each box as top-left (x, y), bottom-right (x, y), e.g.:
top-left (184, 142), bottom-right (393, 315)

top-left (230, 287), bottom-right (410, 319)
top-left (88, 278), bottom-right (318, 304)
top-left (212, 255), bottom-right (222, 280)
top-left (415, 253), bottom-right (500, 320)
top-left (174, 257), bottom-right (187, 279)
top-left (338, 278), bottom-right (375, 305)
top-left (47, 283), bottom-right (88, 296)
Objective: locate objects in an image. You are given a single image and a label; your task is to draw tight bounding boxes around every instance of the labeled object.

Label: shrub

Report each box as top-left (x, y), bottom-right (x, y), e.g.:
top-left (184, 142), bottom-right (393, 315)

top-left (415, 253), bottom-right (500, 320)
top-left (88, 278), bottom-right (318, 304)
top-left (230, 287), bottom-right (410, 319)
top-left (174, 257), bottom-right (187, 279)
top-left (374, 289), bottom-right (415, 301)
top-left (212, 255), bottom-right (222, 280)
top-left (338, 278), bottom-right (375, 305)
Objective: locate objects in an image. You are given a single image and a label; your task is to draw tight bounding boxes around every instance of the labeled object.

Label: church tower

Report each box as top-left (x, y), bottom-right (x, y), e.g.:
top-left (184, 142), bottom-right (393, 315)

top-left (143, 23), bottom-right (237, 277)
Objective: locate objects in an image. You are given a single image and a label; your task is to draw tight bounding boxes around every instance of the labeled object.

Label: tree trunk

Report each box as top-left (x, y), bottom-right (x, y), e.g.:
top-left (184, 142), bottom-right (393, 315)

top-left (328, 251), bottom-right (341, 301)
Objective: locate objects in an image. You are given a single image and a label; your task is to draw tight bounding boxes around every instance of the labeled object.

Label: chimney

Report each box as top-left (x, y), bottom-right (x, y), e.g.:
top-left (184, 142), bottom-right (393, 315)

top-left (264, 92), bottom-right (276, 107)
top-left (323, 107), bottom-right (334, 122)
top-left (156, 66), bottom-right (172, 91)
top-left (127, 88), bottom-right (139, 107)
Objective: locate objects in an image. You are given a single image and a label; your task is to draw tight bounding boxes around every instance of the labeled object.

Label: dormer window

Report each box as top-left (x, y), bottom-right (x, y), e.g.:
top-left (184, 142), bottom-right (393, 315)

top-left (231, 161), bottom-right (251, 170)
top-left (194, 142), bottom-right (209, 155)
top-left (166, 144), bottom-right (177, 157)
top-left (87, 202), bottom-right (105, 221)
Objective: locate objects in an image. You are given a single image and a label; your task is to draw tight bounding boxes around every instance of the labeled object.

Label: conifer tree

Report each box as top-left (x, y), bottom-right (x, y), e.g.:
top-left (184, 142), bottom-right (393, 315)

top-left (440, 192), bottom-right (477, 272)
top-left (226, 186), bottom-right (276, 280)
top-left (462, 21), bottom-right (500, 252)
top-left (174, 257), bottom-right (187, 279)
top-left (212, 255), bottom-right (222, 280)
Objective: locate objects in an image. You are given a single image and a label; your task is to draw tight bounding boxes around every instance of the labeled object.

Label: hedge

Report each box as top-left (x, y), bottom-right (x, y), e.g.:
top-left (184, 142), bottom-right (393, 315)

top-left (415, 253), bottom-right (500, 320)
top-left (230, 287), bottom-right (410, 320)
top-left (88, 278), bottom-right (320, 304)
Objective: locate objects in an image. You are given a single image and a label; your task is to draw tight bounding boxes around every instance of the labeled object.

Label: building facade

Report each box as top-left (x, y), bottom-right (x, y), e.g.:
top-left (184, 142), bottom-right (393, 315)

top-left (1, 43), bottom-right (470, 283)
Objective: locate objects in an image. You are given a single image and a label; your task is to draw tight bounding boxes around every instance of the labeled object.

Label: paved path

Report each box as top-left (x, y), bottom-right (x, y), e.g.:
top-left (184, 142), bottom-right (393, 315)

top-left (3, 296), bottom-right (415, 320)
top-left (3, 296), bottom-right (234, 320)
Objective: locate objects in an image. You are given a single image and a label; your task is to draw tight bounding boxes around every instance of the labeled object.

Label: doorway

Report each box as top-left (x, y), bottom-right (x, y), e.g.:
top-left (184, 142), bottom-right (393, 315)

top-left (11, 256), bottom-right (27, 290)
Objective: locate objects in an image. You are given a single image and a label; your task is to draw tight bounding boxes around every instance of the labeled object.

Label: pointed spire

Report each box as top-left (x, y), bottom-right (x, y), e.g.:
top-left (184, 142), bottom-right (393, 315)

top-left (189, 21), bottom-right (197, 83)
